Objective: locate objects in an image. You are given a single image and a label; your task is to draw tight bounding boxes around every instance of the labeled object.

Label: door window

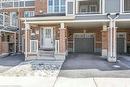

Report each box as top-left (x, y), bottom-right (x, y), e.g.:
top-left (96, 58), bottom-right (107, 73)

top-left (45, 29), bottom-right (51, 38)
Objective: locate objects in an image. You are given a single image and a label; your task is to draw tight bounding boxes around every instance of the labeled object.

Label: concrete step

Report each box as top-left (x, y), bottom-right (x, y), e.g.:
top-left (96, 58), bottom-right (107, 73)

top-left (28, 56), bottom-right (55, 60)
top-left (38, 50), bottom-right (54, 57)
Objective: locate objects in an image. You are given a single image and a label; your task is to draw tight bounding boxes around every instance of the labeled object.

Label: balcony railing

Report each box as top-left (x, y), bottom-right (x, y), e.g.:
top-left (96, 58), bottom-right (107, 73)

top-left (76, 0), bottom-right (101, 15)
top-left (0, 13), bottom-right (18, 31)
top-left (55, 40), bottom-right (60, 54)
top-left (30, 40), bottom-right (38, 54)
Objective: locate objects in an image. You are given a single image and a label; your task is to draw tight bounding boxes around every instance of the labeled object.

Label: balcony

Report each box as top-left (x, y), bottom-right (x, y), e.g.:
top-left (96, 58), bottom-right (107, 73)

top-left (76, 0), bottom-right (101, 15)
top-left (0, 13), bottom-right (18, 31)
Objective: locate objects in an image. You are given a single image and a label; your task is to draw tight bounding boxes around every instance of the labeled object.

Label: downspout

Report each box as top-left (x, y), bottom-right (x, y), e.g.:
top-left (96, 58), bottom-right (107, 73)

top-left (107, 13), bottom-right (113, 58)
top-left (113, 13), bottom-right (120, 59)
top-left (107, 13), bottom-right (120, 61)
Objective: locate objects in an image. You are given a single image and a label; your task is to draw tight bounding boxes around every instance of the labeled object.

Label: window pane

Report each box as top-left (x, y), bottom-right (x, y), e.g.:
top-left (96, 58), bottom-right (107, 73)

top-left (14, 2), bottom-right (18, 7)
top-left (49, 0), bottom-right (53, 5)
top-left (48, 0), bottom-right (53, 13)
top-left (124, 0), bottom-right (130, 12)
top-left (60, 0), bottom-right (65, 13)
top-left (24, 11), bottom-right (34, 17)
top-left (20, 1), bottom-right (24, 7)
top-left (48, 6), bottom-right (53, 13)
top-left (25, 1), bottom-right (35, 7)
top-left (48, 0), bottom-right (66, 13)
top-left (61, 0), bottom-right (65, 5)
top-left (54, 0), bottom-right (59, 12)
top-left (61, 6), bottom-right (65, 12)
top-left (0, 3), bottom-right (2, 8)
top-left (2, 2), bottom-right (13, 8)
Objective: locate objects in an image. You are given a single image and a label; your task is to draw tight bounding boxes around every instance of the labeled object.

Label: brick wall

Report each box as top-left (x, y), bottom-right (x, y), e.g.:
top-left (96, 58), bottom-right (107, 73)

top-left (35, 0), bottom-right (47, 15)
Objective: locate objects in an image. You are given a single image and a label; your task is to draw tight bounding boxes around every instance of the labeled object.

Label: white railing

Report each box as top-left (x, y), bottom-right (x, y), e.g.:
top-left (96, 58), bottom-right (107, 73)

top-left (30, 40), bottom-right (38, 54)
top-left (55, 40), bottom-right (60, 54)
top-left (0, 13), bottom-right (18, 28)
top-left (75, 0), bottom-right (102, 15)
top-left (0, 14), bottom-right (3, 25)
top-left (0, 13), bottom-right (10, 26)
top-left (4, 14), bottom-right (10, 26)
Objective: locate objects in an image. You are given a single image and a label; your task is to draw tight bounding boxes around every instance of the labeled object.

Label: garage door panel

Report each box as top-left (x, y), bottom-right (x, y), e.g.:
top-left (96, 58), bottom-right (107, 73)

top-left (117, 38), bottom-right (125, 54)
top-left (75, 38), bottom-right (94, 53)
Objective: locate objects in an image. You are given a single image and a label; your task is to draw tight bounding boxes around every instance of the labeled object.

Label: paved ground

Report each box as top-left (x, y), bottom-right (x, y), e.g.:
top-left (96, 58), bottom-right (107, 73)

top-left (58, 53), bottom-right (130, 78)
top-left (54, 53), bottom-right (130, 87)
top-left (0, 54), bottom-right (24, 73)
top-left (0, 53), bottom-right (129, 87)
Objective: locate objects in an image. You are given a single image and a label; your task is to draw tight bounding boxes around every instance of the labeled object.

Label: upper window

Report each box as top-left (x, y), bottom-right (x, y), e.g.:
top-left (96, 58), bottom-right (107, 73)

top-left (25, 1), bottom-right (35, 7)
top-left (10, 12), bottom-right (18, 26)
top-left (24, 11), bottom-right (35, 17)
top-left (0, 0), bottom-right (35, 9)
top-left (124, 0), bottom-right (130, 13)
top-left (48, 0), bottom-right (66, 13)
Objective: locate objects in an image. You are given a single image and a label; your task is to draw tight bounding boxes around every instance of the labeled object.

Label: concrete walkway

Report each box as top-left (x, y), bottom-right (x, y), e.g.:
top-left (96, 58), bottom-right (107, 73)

top-left (0, 54), bottom-right (24, 73)
top-left (54, 77), bottom-right (130, 87)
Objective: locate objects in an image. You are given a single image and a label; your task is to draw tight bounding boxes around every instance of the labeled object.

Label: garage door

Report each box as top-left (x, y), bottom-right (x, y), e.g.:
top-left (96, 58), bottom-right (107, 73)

top-left (74, 33), bottom-right (95, 53)
top-left (117, 33), bottom-right (125, 54)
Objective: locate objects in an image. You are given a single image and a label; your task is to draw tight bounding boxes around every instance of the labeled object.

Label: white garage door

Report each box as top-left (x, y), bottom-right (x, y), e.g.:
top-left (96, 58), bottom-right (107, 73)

top-left (74, 33), bottom-right (95, 53)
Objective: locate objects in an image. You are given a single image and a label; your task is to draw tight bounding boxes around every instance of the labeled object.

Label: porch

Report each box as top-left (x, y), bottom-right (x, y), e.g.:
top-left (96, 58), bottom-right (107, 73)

top-left (22, 20), bottom-right (130, 61)
top-left (22, 23), bottom-right (67, 60)
top-left (20, 12), bottom-right (130, 62)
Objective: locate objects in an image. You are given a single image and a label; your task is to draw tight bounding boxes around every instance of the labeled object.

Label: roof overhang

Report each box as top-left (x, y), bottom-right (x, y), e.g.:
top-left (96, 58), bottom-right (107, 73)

top-left (21, 16), bottom-right (75, 21)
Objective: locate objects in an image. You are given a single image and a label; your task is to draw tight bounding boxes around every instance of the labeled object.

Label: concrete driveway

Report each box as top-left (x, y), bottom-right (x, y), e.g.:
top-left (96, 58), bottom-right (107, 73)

top-left (0, 54), bottom-right (24, 73)
top-left (58, 53), bottom-right (130, 78)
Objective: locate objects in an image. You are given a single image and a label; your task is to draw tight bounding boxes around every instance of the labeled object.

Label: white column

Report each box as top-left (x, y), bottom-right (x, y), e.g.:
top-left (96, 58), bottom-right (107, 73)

top-left (113, 20), bottom-right (117, 60)
top-left (14, 32), bottom-right (17, 53)
top-left (25, 23), bottom-right (30, 58)
top-left (108, 20), bottom-right (117, 62)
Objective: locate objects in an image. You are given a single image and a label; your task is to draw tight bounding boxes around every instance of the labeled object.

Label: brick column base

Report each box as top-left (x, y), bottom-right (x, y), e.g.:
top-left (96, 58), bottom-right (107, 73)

top-left (59, 28), bottom-right (66, 53)
top-left (55, 28), bottom-right (66, 60)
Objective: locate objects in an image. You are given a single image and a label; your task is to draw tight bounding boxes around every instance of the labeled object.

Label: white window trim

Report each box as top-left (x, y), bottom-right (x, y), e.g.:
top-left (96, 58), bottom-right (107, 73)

top-left (102, 0), bottom-right (105, 14)
top-left (66, 0), bottom-right (75, 16)
top-left (47, 0), bottom-right (66, 13)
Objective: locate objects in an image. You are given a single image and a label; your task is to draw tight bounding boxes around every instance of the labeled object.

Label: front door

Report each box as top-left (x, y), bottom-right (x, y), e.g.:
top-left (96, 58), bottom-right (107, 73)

top-left (41, 27), bottom-right (54, 50)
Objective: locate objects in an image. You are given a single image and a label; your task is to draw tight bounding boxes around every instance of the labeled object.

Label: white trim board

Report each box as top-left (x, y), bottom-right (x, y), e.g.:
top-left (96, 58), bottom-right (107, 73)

top-left (24, 19), bottom-right (130, 24)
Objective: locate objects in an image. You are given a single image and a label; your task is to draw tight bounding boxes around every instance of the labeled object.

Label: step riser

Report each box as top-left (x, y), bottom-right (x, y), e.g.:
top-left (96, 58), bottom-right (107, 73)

top-left (38, 51), bottom-right (54, 57)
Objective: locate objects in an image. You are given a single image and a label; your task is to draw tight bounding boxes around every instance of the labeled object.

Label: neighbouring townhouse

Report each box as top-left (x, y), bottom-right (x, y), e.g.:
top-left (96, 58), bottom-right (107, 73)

top-left (0, 0), bottom-right (35, 56)
top-left (1, 0), bottom-right (130, 62)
